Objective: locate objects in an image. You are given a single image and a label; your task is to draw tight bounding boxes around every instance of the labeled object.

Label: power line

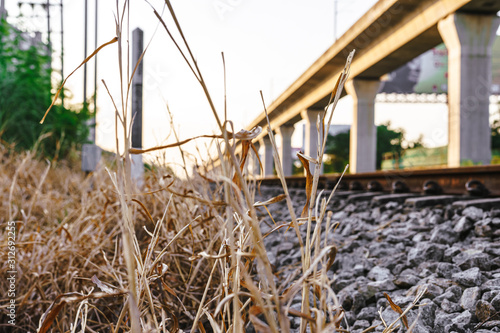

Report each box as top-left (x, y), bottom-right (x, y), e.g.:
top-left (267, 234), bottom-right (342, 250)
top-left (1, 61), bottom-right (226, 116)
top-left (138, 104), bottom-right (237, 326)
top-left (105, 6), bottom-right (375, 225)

top-left (17, 1), bottom-right (64, 94)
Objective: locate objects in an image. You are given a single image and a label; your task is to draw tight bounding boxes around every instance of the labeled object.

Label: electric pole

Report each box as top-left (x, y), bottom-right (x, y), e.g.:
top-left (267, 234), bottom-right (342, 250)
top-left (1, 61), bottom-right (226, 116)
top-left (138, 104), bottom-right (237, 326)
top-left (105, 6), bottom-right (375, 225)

top-left (60, 0), bottom-right (64, 105)
top-left (17, 1), bottom-right (64, 103)
top-left (81, 0), bottom-right (100, 174)
top-left (1, 0), bottom-right (6, 20)
top-left (93, 0), bottom-right (97, 115)
top-left (334, 0), bottom-right (338, 41)
top-left (46, 0), bottom-right (51, 64)
top-left (83, 0), bottom-right (88, 114)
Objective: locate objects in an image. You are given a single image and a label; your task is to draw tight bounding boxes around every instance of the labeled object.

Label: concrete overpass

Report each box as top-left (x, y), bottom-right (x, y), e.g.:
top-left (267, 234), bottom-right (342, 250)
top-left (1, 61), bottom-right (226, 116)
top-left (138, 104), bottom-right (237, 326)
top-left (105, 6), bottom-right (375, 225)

top-left (223, 0), bottom-right (500, 176)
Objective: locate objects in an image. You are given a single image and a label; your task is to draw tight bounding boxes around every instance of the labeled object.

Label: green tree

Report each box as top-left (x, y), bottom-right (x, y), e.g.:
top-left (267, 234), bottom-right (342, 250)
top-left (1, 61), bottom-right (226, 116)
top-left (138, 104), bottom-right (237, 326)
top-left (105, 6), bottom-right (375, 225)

top-left (376, 122), bottom-right (404, 169)
top-left (407, 134), bottom-right (425, 149)
top-left (324, 122), bottom-right (405, 172)
top-left (324, 130), bottom-right (350, 173)
top-left (0, 19), bottom-right (90, 159)
top-left (492, 117), bottom-right (500, 150)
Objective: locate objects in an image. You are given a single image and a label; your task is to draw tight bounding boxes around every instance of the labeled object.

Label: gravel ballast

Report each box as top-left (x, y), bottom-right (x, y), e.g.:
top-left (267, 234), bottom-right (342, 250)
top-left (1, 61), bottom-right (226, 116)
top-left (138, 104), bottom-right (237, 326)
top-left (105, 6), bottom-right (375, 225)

top-left (255, 185), bottom-right (500, 333)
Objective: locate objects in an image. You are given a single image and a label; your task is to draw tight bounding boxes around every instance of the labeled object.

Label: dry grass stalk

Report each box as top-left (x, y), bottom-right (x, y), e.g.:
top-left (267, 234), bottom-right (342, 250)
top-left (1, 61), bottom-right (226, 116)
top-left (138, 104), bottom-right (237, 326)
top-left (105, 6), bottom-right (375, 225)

top-left (0, 2), bottom-right (433, 332)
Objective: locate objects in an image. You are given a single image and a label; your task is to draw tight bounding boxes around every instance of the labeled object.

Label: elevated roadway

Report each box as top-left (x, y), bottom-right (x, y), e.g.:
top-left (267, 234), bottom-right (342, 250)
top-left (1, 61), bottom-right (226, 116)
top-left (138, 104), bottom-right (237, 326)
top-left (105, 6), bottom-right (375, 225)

top-left (215, 0), bottom-right (500, 175)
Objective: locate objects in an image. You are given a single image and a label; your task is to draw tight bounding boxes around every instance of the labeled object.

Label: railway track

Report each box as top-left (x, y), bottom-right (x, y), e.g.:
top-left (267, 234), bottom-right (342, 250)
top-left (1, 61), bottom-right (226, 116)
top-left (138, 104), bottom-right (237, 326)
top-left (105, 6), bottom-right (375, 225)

top-left (256, 165), bottom-right (500, 333)
top-left (258, 164), bottom-right (500, 198)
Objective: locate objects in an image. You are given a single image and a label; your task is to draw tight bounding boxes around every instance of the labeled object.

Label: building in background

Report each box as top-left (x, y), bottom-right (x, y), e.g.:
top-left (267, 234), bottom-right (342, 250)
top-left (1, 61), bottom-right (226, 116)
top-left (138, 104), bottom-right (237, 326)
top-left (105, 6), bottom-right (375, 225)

top-left (380, 37), bottom-right (500, 95)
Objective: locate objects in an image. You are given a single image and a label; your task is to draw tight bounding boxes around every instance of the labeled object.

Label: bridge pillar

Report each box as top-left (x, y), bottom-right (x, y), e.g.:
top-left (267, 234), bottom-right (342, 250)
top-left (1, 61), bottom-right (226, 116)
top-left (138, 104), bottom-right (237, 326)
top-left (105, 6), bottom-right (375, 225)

top-left (345, 79), bottom-right (380, 173)
top-left (438, 12), bottom-right (500, 167)
top-left (301, 109), bottom-right (323, 173)
top-left (251, 140), bottom-right (261, 176)
top-left (259, 136), bottom-right (274, 176)
top-left (276, 124), bottom-right (295, 176)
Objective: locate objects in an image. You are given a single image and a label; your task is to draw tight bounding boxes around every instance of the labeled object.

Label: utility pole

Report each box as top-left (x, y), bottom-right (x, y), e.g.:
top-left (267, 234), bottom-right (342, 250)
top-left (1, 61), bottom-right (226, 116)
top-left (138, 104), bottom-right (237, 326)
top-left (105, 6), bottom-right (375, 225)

top-left (18, 1), bottom-right (64, 103)
top-left (83, 0), bottom-right (88, 113)
top-left (81, 0), bottom-right (101, 173)
top-left (93, 0), bottom-right (97, 115)
top-left (131, 28), bottom-right (144, 187)
top-left (0, 0), bottom-right (6, 20)
top-left (60, 0), bottom-right (64, 106)
top-left (46, 0), bottom-right (51, 64)
top-left (333, 0), bottom-right (338, 41)
top-left (132, 28), bottom-right (144, 150)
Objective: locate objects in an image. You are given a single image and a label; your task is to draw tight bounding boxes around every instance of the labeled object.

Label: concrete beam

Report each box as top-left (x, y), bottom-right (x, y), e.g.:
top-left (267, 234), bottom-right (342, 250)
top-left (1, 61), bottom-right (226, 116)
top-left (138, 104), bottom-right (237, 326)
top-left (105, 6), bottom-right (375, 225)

top-left (260, 136), bottom-right (274, 177)
top-left (276, 125), bottom-right (295, 176)
top-left (438, 12), bottom-right (500, 166)
top-left (246, 1), bottom-right (482, 135)
top-left (243, 1), bottom-right (500, 141)
top-left (345, 79), bottom-right (380, 173)
top-left (210, 0), bottom-right (500, 171)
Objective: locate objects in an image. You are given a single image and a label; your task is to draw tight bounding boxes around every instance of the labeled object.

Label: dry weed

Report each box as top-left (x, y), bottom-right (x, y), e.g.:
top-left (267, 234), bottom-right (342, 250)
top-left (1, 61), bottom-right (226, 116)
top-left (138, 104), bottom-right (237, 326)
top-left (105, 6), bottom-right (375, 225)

top-left (0, 1), bottom-right (429, 332)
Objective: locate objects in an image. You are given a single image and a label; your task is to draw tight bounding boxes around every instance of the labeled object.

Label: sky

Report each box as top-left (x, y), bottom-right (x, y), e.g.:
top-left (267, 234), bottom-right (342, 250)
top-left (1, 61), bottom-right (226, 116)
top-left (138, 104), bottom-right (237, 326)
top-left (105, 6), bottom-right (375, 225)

top-left (5, 0), bottom-right (459, 170)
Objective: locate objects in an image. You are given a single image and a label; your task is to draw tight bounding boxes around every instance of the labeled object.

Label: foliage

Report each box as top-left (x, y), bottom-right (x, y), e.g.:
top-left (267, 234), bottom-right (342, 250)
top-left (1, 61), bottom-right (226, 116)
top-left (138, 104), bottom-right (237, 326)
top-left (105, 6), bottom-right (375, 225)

top-left (323, 130), bottom-right (350, 173)
top-left (492, 114), bottom-right (500, 150)
top-left (490, 108), bottom-right (500, 164)
top-left (324, 122), bottom-right (405, 172)
top-left (0, 19), bottom-right (90, 159)
top-left (407, 133), bottom-right (424, 149)
top-left (0, 2), bottom-right (431, 331)
top-left (376, 122), bottom-right (404, 168)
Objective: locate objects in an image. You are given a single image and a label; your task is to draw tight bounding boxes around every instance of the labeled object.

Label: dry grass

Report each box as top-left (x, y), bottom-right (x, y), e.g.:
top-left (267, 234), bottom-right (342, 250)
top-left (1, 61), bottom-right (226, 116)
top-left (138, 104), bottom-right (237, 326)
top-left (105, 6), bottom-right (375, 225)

top-left (0, 1), bottom-right (428, 332)
top-left (0, 144), bottom-right (231, 331)
top-left (0, 142), bottom-right (425, 332)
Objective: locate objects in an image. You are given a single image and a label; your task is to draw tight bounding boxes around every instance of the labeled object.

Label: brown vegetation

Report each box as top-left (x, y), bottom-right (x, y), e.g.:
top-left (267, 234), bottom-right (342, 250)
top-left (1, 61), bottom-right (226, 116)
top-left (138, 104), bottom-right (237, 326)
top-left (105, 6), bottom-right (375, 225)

top-left (0, 1), bottom-right (426, 331)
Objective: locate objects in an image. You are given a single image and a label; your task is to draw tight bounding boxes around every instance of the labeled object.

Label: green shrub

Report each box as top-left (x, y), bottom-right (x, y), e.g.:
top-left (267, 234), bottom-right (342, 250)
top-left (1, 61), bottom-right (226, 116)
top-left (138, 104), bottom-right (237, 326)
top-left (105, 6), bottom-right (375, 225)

top-left (324, 122), bottom-right (405, 172)
top-left (0, 19), bottom-right (90, 159)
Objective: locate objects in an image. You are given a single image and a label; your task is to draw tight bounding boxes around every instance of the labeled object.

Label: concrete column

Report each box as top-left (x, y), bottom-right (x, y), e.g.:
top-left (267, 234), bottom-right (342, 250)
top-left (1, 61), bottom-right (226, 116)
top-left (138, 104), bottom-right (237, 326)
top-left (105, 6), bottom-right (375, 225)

top-left (438, 13), bottom-right (499, 167)
top-left (131, 28), bottom-right (144, 187)
top-left (301, 109), bottom-right (324, 174)
top-left (260, 136), bottom-right (274, 177)
top-left (131, 28), bottom-right (144, 150)
top-left (81, 143), bottom-right (101, 172)
top-left (251, 140), bottom-right (261, 176)
top-left (345, 79), bottom-right (380, 173)
top-left (276, 125), bottom-right (295, 176)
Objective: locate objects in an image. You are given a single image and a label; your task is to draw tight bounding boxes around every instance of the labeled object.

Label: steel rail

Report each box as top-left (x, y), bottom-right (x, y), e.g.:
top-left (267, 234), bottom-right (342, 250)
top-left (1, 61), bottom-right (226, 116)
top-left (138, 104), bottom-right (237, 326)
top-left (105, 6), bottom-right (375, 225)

top-left (257, 165), bottom-right (500, 196)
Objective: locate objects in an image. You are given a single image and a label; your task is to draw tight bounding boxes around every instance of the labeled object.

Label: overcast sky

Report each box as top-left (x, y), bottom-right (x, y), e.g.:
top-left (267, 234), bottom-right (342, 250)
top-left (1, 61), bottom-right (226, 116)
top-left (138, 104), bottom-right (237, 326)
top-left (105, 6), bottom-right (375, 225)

top-left (6, 0), bottom-right (456, 170)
